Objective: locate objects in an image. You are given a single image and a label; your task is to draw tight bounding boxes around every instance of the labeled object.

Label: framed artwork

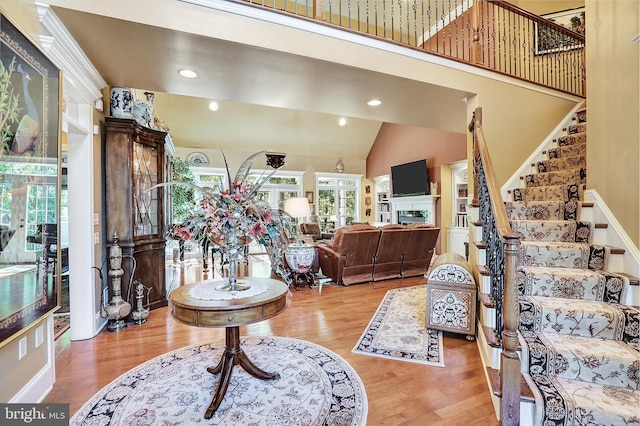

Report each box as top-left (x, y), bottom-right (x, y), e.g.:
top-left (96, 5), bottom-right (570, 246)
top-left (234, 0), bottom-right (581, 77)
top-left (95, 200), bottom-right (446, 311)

top-left (365, 185), bottom-right (370, 194)
top-left (535, 7), bottom-right (585, 55)
top-left (186, 151), bottom-right (209, 165)
top-left (305, 191), bottom-right (314, 204)
top-left (0, 12), bottom-right (62, 347)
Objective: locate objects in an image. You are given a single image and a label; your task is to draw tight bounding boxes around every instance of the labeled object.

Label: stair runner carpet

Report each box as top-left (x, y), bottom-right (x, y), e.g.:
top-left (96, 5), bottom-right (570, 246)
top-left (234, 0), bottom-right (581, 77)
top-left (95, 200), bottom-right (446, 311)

top-left (506, 109), bottom-right (640, 426)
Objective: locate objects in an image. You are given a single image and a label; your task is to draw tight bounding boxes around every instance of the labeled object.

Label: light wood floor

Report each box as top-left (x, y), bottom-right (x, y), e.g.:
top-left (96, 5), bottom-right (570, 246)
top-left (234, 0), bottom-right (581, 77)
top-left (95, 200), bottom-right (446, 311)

top-left (45, 256), bottom-right (500, 425)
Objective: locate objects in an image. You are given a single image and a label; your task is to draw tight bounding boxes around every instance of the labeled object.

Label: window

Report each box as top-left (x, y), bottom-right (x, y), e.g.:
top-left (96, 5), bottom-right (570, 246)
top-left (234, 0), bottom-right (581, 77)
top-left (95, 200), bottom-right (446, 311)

top-left (0, 161), bottom-right (58, 252)
top-left (25, 184), bottom-right (57, 252)
top-left (0, 183), bottom-right (12, 227)
top-left (191, 166), bottom-right (304, 211)
top-left (315, 173), bottom-right (361, 232)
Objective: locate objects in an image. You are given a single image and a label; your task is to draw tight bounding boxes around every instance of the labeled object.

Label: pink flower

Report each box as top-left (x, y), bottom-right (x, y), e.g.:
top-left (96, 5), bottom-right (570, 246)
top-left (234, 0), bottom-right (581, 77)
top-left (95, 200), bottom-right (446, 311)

top-left (249, 221), bottom-right (266, 237)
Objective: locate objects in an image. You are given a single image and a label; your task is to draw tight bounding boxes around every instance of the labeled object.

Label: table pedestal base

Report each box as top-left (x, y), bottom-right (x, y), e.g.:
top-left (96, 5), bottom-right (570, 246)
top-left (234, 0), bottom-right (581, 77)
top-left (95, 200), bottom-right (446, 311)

top-left (204, 326), bottom-right (280, 419)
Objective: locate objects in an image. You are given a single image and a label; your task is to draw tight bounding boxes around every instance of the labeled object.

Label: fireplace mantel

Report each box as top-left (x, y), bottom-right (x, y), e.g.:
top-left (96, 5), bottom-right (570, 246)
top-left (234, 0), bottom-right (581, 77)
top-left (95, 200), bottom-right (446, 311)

top-left (388, 195), bottom-right (439, 226)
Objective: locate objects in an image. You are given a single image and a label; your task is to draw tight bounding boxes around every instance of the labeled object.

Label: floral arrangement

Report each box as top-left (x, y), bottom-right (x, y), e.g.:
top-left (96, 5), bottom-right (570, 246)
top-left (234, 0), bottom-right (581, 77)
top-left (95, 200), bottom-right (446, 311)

top-left (166, 150), bottom-right (296, 284)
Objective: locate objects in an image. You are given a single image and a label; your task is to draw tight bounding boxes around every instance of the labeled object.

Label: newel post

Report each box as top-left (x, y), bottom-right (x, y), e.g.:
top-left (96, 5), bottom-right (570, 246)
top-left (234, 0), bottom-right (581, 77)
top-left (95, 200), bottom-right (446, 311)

top-left (500, 234), bottom-right (521, 425)
top-left (470, 0), bottom-right (483, 65)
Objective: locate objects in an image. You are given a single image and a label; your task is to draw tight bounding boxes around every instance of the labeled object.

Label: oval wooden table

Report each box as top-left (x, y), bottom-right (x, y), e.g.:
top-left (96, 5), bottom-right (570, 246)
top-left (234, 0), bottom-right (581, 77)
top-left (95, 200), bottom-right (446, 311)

top-left (169, 277), bottom-right (288, 419)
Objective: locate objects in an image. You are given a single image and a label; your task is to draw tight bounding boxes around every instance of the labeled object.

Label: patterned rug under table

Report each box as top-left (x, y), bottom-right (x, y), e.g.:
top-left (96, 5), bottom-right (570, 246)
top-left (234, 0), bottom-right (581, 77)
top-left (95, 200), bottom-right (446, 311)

top-left (71, 336), bottom-right (367, 425)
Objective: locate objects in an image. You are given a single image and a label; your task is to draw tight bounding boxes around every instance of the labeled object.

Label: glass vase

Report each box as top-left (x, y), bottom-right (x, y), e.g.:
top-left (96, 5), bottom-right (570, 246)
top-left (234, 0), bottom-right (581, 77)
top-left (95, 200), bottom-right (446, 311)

top-left (215, 232), bottom-right (250, 292)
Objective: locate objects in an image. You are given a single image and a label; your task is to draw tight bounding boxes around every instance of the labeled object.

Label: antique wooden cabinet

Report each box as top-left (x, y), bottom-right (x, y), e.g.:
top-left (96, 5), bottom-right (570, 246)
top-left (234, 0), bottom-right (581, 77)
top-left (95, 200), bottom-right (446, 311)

top-left (104, 117), bottom-right (167, 311)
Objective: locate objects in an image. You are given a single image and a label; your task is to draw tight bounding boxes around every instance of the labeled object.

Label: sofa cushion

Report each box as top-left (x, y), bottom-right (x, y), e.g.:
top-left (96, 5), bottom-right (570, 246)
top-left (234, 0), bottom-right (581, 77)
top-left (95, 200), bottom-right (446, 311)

top-left (332, 223), bottom-right (376, 251)
top-left (372, 224), bottom-right (410, 281)
top-left (403, 224), bottom-right (440, 277)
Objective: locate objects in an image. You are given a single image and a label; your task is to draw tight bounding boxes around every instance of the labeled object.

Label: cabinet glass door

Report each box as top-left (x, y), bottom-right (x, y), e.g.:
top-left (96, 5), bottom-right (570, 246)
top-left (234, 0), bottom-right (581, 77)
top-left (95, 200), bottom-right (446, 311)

top-left (133, 141), bottom-right (159, 237)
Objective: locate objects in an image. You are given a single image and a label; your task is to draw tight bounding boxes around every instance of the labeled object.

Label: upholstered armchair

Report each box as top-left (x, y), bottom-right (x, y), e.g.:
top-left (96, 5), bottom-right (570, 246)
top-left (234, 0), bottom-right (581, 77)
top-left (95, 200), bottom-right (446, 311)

top-left (317, 224), bottom-right (381, 285)
top-left (401, 224), bottom-right (440, 277)
top-left (300, 222), bottom-right (333, 242)
top-left (372, 224), bottom-right (410, 281)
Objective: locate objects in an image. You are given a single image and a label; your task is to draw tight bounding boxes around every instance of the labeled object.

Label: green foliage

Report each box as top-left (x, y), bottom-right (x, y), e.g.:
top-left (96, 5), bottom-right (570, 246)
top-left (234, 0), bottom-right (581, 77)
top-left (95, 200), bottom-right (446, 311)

top-left (171, 156), bottom-right (196, 223)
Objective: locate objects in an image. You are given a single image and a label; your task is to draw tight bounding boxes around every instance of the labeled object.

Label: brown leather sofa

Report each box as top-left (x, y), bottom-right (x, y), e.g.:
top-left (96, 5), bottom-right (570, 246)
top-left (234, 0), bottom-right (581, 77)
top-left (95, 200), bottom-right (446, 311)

top-left (317, 223), bottom-right (440, 285)
top-left (316, 224), bottom-right (381, 285)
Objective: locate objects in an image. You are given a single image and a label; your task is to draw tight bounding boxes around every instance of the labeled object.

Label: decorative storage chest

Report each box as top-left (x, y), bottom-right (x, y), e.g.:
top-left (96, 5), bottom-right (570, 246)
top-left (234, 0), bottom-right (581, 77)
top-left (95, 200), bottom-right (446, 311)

top-left (426, 252), bottom-right (477, 340)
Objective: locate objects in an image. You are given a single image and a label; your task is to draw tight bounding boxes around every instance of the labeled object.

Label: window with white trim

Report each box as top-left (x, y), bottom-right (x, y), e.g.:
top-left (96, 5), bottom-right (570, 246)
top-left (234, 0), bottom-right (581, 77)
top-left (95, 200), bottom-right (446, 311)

top-left (191, 167), bottom-right (305, 212)
top-left (315, 173), bottom-right (361, 232)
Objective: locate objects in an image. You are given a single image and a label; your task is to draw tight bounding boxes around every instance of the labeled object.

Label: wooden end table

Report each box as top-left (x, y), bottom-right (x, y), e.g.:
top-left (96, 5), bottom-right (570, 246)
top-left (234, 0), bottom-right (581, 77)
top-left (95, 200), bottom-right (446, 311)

top-left (169, 277), bottom-right (288, 419)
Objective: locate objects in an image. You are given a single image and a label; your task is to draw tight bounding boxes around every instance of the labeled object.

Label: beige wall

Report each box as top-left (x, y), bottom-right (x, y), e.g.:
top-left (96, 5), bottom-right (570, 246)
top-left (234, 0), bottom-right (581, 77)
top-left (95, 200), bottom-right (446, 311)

top-left (515, 1), bottom-right (584, 15)
top-left (366, 123), bottom-right (467, 182)
top-left (586, 0), bottom-right (639, 247)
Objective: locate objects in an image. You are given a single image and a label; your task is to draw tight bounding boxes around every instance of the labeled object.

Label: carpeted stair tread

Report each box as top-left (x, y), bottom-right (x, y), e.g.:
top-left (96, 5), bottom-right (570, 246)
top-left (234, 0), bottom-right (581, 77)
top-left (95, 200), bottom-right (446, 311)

top-left (535, 155), bottom-right (586, 173)
top-left (512, 183), bottom-right (583, 203)
top-left (566, 123), bottom-right (587, 134)
top-left (547, 143), bottom-right (586, 159)
top-left (511, 220), bottom-right (592, 243)
top-left (525, 168), bottom-right (586, 188)
top-left (519, 295), bottom-right (639, 342)
top-left (519, 241), bottom-right (608, 270)
top-left (518, 266), bottom-right (628, 303)
top-left (525, 374), bottom-right (640, 426)
top-left (505, 200), bottom-right (580, 221)
top-left (520, 331), bottom-right (640, 389)
top-left (557, 132), bottom-right (586, 146)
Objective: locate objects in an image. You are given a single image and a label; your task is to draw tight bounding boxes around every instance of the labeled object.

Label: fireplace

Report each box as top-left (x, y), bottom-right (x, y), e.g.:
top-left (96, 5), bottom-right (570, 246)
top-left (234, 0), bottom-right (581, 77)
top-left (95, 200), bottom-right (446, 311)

top-left (388, 195), bottom-right (438, 226)
top-left (397, 210), bottom-right (430, 225)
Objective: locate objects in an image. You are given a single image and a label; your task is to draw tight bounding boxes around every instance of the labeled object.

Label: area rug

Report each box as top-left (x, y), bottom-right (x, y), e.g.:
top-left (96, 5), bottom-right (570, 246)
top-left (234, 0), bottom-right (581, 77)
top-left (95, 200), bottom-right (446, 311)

top-left (71, 336), bottom-right (367, 425)
top-left (53, 314), bottom-right (70, 339)
top-left (352, 285), bottom-right (444, 367)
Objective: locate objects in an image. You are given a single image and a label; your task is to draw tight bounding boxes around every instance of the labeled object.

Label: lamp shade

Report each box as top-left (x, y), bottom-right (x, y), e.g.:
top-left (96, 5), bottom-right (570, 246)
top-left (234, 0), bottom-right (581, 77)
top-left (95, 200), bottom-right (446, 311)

top-left (284, 197), bottom-right (311, 218)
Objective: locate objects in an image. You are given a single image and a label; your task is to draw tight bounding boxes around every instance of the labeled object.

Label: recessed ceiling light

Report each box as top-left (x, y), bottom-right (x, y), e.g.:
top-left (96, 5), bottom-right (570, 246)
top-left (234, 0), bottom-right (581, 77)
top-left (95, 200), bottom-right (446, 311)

top-left (338, 117), bottom-right (347, 126)
top-left (178, 69), bottom-right (198, 78)
top-left (367, 99), bottom-right (382, 106)
top-left (209, 101), bottom-right (219, 111)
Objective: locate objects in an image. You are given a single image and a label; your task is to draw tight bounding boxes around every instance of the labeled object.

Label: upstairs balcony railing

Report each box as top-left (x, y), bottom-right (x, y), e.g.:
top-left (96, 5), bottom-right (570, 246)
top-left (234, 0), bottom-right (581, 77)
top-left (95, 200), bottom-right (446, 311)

top-left (239, 0), bottom-right (585, 97)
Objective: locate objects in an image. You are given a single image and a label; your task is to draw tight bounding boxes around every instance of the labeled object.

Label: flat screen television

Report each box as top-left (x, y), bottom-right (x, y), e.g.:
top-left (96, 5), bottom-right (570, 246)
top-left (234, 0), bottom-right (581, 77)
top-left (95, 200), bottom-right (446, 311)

top-left (391, 159), bottom-right (430, 197)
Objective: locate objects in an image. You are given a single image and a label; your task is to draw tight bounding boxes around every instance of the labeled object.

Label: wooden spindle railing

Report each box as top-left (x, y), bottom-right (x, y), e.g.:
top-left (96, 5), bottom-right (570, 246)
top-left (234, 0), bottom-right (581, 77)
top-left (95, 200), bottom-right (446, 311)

top-left (469, 107), bottom-right (521, 424)
top-left (237, 0), bottom-right (585, 97)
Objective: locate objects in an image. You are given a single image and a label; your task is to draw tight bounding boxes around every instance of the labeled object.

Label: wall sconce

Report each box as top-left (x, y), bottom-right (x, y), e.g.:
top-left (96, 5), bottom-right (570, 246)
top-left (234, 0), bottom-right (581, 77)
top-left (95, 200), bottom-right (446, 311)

top-left (334, 158), bottom-right (344, 173)
top-left (266, 152), bottom-right (286, 169)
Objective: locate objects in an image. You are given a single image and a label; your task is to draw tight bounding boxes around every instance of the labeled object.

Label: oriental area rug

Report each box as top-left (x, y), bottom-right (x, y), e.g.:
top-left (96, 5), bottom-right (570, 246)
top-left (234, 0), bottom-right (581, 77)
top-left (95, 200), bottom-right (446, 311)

top-left (352, 285), bottom-right (445, 367)
top-left (71, 336), bottom-right (367, 425)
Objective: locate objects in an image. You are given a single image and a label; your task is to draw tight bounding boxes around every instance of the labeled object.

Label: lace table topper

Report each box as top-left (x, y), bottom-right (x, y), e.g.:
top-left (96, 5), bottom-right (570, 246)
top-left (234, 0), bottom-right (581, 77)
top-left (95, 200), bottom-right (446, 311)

top-left (188, 279), bottom-right (269, 300)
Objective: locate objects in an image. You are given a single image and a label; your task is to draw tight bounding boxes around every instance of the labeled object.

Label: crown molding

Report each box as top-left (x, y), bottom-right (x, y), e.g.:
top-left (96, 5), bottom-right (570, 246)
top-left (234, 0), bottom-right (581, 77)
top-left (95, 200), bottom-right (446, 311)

top-left (36, 2), bottom-right (106, 105)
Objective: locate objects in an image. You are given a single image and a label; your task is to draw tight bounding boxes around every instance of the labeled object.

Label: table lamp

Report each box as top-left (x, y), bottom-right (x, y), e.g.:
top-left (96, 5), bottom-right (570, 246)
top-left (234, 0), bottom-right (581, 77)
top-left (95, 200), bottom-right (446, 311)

top-left (283, 197), bottom-right (316, 286)
top-left (284, 197), bottom-right (311, 241)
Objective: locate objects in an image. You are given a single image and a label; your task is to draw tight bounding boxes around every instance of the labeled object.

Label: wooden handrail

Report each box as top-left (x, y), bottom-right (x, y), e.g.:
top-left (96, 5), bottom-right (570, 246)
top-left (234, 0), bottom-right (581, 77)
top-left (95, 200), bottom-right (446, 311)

top-left (470, 107), bottom-right (521, 424)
